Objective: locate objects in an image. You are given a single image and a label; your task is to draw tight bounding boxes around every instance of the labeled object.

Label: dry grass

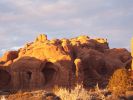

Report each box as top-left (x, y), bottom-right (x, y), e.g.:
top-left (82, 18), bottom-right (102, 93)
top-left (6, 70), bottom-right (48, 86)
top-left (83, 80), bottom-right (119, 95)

top-left (0, 90), bottom-right (44, 100)
top-left (54, 84), bottom-right (91, 100)
top-left (0, 74), bottom-right (132, 100)
top-left (0, 85), bottom-right (132, 100)
top-left (0, 84), bottom-right (108, 100)
top-left (54, 84), bottom-right (107, 100)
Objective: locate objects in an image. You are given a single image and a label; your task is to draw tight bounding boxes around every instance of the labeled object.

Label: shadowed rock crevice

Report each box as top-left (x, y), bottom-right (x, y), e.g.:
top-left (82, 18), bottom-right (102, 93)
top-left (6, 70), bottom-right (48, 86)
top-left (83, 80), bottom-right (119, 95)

top-left (0, 69), bottom-right (11, 89)
top-left (41, 62), bottom-right (57, 85)
top-left (26, 71), bottom-right (32, 80)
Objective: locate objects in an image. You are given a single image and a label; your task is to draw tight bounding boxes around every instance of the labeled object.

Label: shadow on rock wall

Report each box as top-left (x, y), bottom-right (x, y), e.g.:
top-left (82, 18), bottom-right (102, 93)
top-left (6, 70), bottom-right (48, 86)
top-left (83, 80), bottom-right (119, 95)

top-left (0, 56), bottom-right (73, 92)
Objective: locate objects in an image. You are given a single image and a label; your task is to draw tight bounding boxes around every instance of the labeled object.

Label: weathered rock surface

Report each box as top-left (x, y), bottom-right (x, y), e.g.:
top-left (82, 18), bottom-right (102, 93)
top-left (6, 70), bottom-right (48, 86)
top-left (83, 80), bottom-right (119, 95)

top-left (131, 38), bottom-right (133, 70)
top-left (0, 34), bottom-right (132, 90)
top-left (131, 38), bottom-right (133, 79)
top-left (0, 51), bottom-right (18, 65)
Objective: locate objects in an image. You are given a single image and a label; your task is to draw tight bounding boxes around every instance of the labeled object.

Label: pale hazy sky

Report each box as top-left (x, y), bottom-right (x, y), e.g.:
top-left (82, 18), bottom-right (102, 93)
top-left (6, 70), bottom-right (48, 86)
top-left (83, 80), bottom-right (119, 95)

top-left (0, 0), bottom-right (133, 55)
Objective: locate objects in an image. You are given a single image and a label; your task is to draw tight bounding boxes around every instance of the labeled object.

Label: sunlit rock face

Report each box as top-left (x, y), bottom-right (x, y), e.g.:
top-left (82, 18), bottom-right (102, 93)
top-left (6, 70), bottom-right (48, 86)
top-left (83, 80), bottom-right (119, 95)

top-left (131, 38), bottom-right (133, 70)
top-left (131, 38), bottom-right (133, 79)
top-left (0, 34), bottom-right (131, 90)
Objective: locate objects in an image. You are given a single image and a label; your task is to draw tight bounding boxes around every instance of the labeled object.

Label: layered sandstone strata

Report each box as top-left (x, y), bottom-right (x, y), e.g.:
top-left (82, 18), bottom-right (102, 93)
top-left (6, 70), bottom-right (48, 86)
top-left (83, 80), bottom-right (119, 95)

top-left (0, 34), bottom-right (132, 90)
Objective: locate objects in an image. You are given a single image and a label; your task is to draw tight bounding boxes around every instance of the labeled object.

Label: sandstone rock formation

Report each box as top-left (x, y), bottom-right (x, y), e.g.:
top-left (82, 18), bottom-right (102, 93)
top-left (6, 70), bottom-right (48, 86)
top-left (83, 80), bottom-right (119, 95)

top-left (131, 38), bottom-right (133, 79)
top-left (0, 34), bottom-right (132, 91)
top-left (131, 38), bottom-right (133, 70)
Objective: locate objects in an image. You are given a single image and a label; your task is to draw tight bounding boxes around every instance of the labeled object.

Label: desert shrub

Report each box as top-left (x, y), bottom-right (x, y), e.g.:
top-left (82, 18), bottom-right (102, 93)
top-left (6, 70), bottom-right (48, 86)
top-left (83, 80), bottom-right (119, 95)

top-left (53, 84), bottom-right (108, 100)
top-left (54, 84), bottom-right (91, 100)
top-left (107, 68), bottom-right (132, 96)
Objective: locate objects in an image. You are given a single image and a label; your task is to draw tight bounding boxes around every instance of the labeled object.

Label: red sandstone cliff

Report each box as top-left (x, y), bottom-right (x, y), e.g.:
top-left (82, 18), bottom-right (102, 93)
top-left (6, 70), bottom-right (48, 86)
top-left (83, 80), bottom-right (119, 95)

top-left (0, 34), bottom-right (132, 90)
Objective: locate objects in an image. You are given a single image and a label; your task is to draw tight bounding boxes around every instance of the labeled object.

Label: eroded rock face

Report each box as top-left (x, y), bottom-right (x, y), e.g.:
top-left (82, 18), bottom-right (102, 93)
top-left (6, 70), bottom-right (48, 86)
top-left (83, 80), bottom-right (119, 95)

top-left (131, 38), bottom-right (133, 79)
top-left (0, 67), bottom-right (11, 90)
top-left (131, 38), bottom-right (133, 70)
top-left (0, 34), bottom-right (131, 90)
top-left (0, 51), bottom-right (18, 65)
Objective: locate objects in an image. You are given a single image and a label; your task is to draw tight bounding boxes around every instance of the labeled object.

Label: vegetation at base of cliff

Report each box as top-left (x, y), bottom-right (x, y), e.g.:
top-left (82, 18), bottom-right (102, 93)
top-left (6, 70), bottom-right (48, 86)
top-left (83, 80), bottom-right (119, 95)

top-left (0, 83), bottom-right (133, 100)
top-left (107, 68), bottom-right (133, 96)
top-left (0, 68), bottom-right (133, 100)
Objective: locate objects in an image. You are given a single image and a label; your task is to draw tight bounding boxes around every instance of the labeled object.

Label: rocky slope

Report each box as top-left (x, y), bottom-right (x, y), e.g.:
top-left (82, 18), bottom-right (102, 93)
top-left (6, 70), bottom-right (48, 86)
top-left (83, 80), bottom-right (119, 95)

top-left (0, 34), bottom-right (132, 91)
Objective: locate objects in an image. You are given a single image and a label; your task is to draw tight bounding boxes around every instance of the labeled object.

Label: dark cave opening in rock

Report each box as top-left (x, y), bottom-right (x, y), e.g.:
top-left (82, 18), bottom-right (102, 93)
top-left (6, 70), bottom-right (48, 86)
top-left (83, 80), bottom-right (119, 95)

top-left (0, 69), bottom-right (11, 88)
top-left (26, 71), bottom-right (32, 80)
top-left (42, 62), bottom-right (56, 85)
